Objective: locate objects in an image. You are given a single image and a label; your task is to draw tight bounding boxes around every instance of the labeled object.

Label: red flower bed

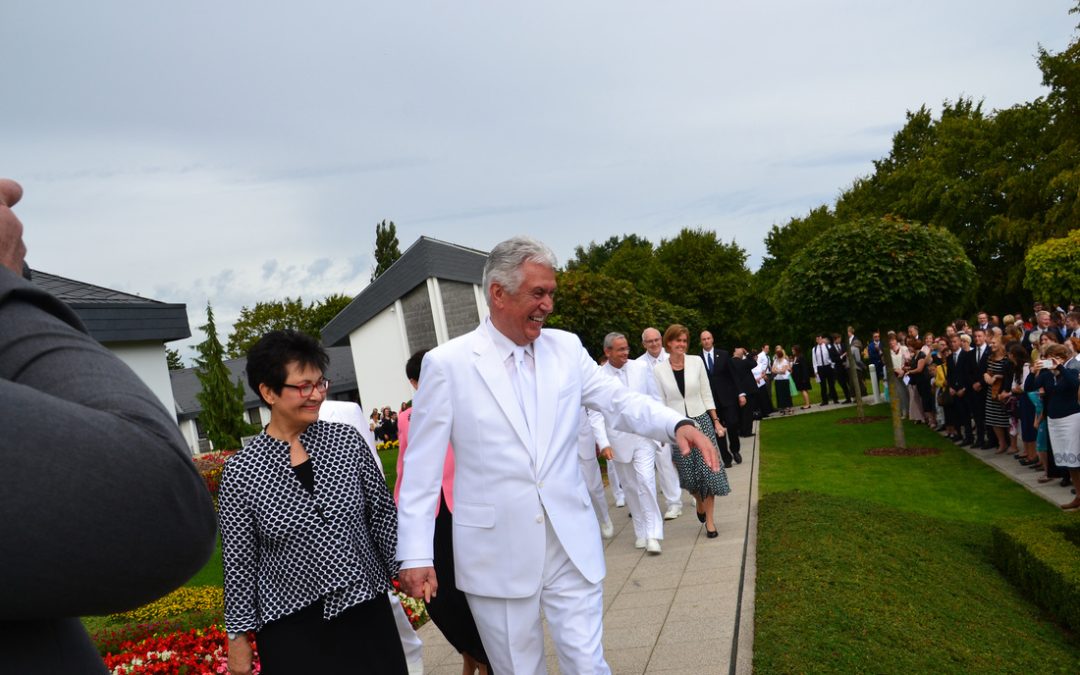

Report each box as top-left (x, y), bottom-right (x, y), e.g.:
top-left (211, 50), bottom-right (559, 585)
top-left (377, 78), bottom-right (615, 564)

top-left (102, 625), bottom-right (259, 674)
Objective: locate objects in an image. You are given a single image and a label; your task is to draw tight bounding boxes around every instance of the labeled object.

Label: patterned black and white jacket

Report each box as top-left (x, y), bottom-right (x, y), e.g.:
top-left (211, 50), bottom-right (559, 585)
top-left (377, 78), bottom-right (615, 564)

top-left (219, 420), bottom-right (398, 633)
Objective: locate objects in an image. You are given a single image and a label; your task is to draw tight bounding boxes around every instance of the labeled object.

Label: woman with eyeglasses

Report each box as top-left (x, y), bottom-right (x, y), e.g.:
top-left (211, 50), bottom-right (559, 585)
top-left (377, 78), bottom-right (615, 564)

top-left (220, 330), bottom-right (405, 674)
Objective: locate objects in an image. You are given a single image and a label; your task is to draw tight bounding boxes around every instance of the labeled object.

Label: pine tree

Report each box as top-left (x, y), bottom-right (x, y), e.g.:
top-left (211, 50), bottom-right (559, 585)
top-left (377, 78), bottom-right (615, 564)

top-left (371, 219), bottom-right (402, 281)
top-left (166, 347), bottom-right (185, 370)
top-left (194, 302), bottom-right (257, 450)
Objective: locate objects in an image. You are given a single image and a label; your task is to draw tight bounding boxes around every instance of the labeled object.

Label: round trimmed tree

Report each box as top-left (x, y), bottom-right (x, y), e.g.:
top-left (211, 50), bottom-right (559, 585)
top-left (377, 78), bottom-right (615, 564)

top-left (1023, 229), bottom-right (1080, 304)
top-left (773, 217), bottom-right (976, 337)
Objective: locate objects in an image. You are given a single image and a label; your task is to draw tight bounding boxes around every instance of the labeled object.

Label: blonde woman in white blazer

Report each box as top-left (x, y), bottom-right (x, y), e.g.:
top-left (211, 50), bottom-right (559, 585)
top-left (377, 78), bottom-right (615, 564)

top-left (653, 324), bottom-right (732, 538)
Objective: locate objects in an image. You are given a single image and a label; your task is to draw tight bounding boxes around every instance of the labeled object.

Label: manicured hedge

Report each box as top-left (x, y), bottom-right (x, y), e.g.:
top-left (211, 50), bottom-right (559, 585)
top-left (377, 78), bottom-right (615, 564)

top-left (991, 516), bottom-right (1080, 632)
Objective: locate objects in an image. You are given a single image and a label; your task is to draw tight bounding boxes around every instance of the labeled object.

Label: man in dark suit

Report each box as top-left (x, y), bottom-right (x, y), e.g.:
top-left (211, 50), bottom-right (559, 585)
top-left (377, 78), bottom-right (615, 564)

top-left (945, 333), bottom-right (976, 445)
top-left (700, 330), bottom-right (743, 465)
top-left (831, 333), bottom-right (853, 403)
top-left (971, 327), bottom-right (991, 448)
top-left (732, 347), bottom-right (758, 436)
top-left (867, 331), bottom-right (884, 383)
top-left (812, 334), bottom-right (839, 405)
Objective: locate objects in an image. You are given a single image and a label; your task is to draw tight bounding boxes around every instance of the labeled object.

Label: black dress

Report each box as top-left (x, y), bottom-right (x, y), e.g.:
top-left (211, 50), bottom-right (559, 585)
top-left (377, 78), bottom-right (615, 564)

top-left (791, 357), bottom-right (812, 392)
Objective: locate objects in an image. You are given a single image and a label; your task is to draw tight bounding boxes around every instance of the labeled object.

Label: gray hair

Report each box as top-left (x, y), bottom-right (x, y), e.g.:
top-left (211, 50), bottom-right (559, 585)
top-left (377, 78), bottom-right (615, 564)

top-left (482, 236), bottom-right (558, 306)
top-left (603, 332), bottom-right (627, 349)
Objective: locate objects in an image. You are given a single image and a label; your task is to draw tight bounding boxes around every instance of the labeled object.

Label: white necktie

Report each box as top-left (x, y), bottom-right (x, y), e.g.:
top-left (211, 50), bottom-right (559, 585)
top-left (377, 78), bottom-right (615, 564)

top-left (513, 346), bottom-right (537, 437)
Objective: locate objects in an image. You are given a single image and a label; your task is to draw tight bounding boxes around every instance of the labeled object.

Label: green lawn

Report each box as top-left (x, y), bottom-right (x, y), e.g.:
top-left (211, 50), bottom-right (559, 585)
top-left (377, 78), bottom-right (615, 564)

top-left (754, 404), bottom-right (1080, 673)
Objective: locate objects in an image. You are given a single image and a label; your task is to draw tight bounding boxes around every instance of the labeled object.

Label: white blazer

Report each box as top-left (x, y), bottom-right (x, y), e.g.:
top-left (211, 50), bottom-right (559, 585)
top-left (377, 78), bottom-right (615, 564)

top-left (599, 360), bottom-right (662, 463)
top-left (654, 354), bottom-right (716, 418)
top-left (397, 321), bottom-right (685, 598)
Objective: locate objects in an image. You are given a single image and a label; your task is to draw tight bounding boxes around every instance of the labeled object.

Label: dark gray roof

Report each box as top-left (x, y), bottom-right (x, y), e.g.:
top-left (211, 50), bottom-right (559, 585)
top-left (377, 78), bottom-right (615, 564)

top-left (169, 346), bottom-right (357, 420)
top-left (30, 269), bottom-right (191, 343)
top-left (321, 236), bottom-right (488, 347)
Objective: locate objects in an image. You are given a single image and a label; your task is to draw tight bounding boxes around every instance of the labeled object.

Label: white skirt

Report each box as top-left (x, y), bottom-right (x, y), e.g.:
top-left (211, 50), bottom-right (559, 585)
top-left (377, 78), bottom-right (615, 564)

top-left (1048, 412), bottom-right (1080, 469)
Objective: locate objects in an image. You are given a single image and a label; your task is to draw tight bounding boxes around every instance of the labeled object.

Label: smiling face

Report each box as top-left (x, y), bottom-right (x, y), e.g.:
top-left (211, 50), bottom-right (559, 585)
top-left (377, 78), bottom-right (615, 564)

top-left (489, 261), bottom-right (556, 346)
top-left (642, 328), bottom-right (663, 357)
top-left (667, 332), bottom-right (689, 356)
top-left (262, 361), bottom-right (326, 431)
top-left (605, 336), bottom-right (630, 369)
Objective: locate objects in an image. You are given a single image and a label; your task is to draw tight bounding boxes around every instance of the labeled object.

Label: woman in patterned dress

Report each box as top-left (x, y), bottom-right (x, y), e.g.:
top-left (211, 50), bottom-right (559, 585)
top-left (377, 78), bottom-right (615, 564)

top-left (984, 333), bottom-right (1013, 453)
top-left (653, 324), bottom-right (732, 538)
top-left (220, 330), bottom-right (406, 674)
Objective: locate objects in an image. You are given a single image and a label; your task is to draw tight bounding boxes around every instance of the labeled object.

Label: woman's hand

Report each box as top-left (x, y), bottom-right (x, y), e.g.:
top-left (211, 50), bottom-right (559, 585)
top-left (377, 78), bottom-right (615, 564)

top-left (713, 418), bottom-right (726, 437)
top-left (228, 634), bottom-right (254, 675)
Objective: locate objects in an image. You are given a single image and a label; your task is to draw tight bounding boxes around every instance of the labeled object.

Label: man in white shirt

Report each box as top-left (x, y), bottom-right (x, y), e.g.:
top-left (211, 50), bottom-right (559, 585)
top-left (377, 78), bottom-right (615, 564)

top-left (596, 332), bottom-right (665, 553)
top-left (637, 326), bottom-right (683, 519)
top-left (397, 237), bottom-right (718, 674)
top-left (812, 335), bottom-right (839, 405)
top-left (755, 344), bottom-right (774, 417)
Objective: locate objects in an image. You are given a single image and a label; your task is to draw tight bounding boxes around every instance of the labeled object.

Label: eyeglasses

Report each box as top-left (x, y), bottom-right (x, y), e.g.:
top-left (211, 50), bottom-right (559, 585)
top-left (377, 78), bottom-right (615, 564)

top-left (281, 378), bottom-right (331, 398)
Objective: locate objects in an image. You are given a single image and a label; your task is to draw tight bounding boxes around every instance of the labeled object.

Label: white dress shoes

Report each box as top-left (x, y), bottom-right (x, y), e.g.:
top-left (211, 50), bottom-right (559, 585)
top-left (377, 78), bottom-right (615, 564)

top-left (663, 504), bottom-right (682, 520)
top-left (600, 519), bottom-right (615, 539)
top-left (634, 538), bottom-right (646, 549)
top-left (646, 538), bottom-right (662, 554)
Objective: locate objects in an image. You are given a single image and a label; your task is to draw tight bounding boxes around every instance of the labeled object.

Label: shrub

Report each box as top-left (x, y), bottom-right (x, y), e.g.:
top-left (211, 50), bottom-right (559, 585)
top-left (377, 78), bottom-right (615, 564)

top-left (90, 610), bottom-right (222, 657)
top-left (101, 624), bottom-right (259, 674)
top-left (991, 516), bottom-right (1080, 632)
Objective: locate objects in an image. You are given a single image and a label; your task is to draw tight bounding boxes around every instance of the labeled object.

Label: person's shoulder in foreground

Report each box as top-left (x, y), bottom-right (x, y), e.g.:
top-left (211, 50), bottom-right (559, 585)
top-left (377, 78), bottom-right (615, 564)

top-left (0, 178), bottom-right (218, 673)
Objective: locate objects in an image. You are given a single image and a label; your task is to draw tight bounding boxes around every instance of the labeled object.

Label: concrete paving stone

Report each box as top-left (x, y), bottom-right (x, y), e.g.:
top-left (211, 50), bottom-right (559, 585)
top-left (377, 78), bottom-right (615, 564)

top-left (647, 639), bottom-right (729, 669)
top-left (665, 598), bottom-right (730, 621)
top-left (604, 646), bottom-right (652, 675)
top-left (606, 587), bottom-right (676, 611)
top-left (604, 605), bottom-right (668, 629)
top-left (620, 573), bottom-right (682, 593)
top-left (657, 617), bottom-right (734, 646)
top-left (644, 667), bottom-right (709, 675)
top-left (602, 618), bottom-right (663, 650)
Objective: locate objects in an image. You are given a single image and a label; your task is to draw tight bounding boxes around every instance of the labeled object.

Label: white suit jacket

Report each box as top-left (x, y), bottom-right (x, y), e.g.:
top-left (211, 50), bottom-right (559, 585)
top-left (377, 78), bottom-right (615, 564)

top-left (397, 321), bottom-right (685, 598)
top-left (577, 407), bottom-right (609, 461)
top-left (599, 360), bottom-right (661, 463)
top-left (654, 355), bottom-right (716, 418)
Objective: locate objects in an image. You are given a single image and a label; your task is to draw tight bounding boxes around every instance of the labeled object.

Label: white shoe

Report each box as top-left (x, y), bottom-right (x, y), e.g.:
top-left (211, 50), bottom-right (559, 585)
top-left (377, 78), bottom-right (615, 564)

top-left (634, 537), bottom-right (646, 549)
top-left (615, 497), bottom-right (626, 507)
top-left (600, 519), bottom-right (614, 539)
top-left (663, 505), bottom-right (682, 520)
top-left (646, 538), bottom-right (662, 554)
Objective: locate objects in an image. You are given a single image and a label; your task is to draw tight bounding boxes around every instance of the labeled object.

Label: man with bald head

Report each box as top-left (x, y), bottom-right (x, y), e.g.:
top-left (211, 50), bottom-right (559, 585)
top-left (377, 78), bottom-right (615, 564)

top-left (699, 330), bottom-right (742, 466)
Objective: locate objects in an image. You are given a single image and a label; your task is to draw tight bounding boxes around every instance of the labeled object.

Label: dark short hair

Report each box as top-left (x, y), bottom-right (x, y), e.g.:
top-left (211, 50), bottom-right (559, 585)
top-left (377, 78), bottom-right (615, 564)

top-left (405, 349), bottom-right (429, 382)
top-left (246, 329), bottom-right (329, 405)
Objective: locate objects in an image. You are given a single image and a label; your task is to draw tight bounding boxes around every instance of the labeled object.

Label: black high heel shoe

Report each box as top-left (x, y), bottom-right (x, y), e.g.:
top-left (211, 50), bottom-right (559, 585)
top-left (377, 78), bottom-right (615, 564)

top-left (706, 528), bottom-right (718, 538)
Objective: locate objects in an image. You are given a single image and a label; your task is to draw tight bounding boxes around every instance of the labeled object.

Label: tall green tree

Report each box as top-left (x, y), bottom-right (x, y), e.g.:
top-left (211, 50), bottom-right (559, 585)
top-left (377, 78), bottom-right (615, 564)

top-left (546, 269), bottom-right (704, 358)
top-left (226, 294), bottom-right (352, 359)
top-left (1024, 229), bottom-right (1080, 303)
top-left (165, 347), bottom-right (185, 370)
top-left (195, 303), bottom-right (258, 450)
top-left (372, 220), bottom-right (402, 281)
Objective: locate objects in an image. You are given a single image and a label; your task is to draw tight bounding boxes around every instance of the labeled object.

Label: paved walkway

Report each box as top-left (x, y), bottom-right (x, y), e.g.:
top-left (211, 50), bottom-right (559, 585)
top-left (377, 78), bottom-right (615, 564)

top-left (415, 425), bottom-right (762, 674)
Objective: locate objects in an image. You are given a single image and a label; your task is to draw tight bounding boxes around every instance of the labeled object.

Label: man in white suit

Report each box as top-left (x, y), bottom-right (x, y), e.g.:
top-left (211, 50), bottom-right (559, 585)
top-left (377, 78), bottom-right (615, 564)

top-left (636, 327), bottom-right (683, 520)
top-left (597, 332), bottom-right (665, 553)
top-left (397, 236), bottom-right (718, 674)
top-left (577, 407), bottom-right (616, 539)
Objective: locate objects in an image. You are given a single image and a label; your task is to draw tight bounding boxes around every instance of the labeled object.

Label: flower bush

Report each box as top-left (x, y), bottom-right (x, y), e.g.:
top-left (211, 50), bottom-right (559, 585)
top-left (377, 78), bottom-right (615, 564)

top-left (91, 611), bottom-right (222, 657)
top-left (192, 451), bottom-right (234, 508)
top-left (102, 624), bottom-right (259, 674)
top-left (391, 579), bottom-right (430, 629)
top-left (110, 587), bottom-right (223, 624)
top-left (376, 439), bottom-right (400, 452)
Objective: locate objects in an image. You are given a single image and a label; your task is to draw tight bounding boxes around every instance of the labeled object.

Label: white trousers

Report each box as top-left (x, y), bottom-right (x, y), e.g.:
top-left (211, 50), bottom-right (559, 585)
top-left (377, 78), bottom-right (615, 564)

top-left (579, 456), bottom-right (611, 526)
top-left (389, 591), bottom-right (424, 674)
top-left (605, 459), bottom-right (623, 501)
top-left (465, 517), bottom-right (610, 675)
top-left (654, 443), bottom-right (682, 509)
top-left (613, 448), bottom-right (663, 540)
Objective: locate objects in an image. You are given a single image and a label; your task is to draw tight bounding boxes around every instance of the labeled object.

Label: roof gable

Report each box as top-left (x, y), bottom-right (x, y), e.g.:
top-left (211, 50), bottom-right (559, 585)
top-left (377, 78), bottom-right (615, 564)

top-left (321, 236), bottom-right (487, 346)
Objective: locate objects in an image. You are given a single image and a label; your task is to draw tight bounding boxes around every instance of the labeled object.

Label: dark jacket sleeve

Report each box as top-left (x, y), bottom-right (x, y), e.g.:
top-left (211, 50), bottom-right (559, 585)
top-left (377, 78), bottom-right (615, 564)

top-left (0, 271), bottom-right (218, 619)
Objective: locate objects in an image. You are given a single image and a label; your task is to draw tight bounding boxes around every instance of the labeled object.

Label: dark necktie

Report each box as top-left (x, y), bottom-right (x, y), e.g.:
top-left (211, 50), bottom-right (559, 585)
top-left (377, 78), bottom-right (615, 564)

top-left (707, 352), bottom-right (714, 372)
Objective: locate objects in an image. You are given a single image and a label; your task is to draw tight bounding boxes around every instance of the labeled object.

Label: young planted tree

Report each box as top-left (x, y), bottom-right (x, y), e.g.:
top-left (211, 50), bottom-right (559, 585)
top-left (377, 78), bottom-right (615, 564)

top-left (194, 303), bottom-right (258, 450)
top-left (371, 220), bottom-right (402, 281)
top-left (774, 218), bottom-right (976, 444)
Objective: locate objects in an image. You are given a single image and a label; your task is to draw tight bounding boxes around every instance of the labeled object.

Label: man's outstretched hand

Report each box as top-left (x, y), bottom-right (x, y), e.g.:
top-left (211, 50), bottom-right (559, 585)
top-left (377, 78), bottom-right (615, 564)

top-left (674, 423), bottom-right (720, 472)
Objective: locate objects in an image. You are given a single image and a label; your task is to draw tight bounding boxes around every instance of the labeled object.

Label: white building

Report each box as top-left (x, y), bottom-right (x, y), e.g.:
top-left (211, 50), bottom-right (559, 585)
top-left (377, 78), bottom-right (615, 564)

top-left (321, 236), bottom-right (489, 412)
top-left (29, 270), bottom-right (188, 418)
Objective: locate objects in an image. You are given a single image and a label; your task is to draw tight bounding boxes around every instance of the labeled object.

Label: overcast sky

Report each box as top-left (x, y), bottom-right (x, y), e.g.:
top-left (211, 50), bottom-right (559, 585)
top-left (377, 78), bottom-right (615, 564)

top-left (3, 2), bottom-right (1075, 360)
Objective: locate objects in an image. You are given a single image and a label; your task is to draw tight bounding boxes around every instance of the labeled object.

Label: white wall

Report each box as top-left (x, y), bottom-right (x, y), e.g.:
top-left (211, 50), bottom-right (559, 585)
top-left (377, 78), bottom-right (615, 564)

top-left (106, 341), bottom-right (178, 416)
top-left (348, 303), bottom-right (415, 413)
top-left (178, 418), bottom-right (200, 455)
